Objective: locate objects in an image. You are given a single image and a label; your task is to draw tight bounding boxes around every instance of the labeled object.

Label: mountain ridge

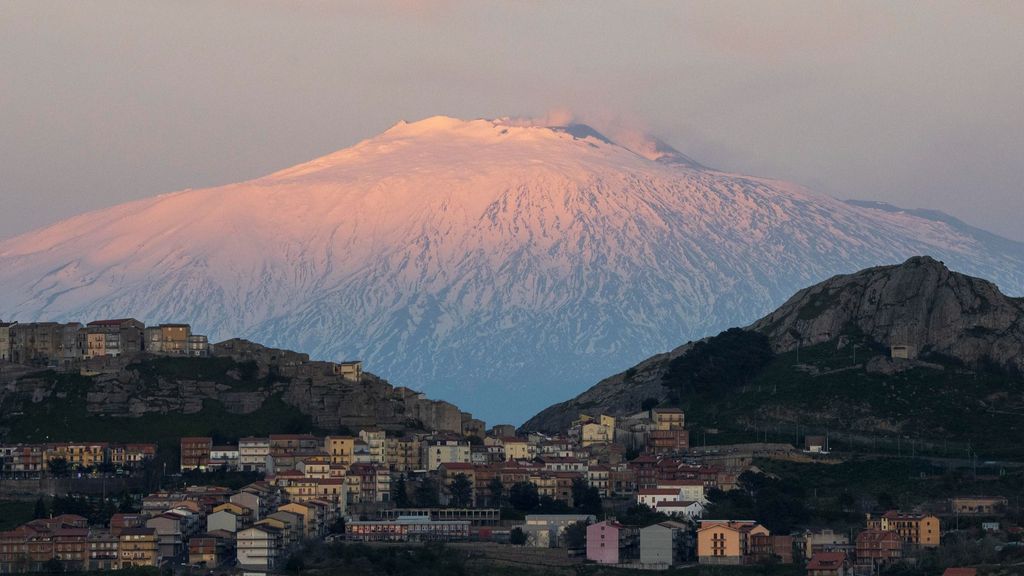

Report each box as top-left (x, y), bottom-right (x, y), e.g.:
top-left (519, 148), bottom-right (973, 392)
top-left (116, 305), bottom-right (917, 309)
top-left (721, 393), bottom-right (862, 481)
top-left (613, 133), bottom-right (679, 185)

top-left (522, 256), bottom-right (1024, 433)
top-left (1, 116), bottom-right (1023, 422)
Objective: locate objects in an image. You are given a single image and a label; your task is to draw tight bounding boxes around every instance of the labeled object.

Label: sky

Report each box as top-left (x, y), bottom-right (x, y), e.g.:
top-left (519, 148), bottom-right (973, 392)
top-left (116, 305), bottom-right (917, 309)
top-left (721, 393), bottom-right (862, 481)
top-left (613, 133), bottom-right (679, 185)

top-left (2, 1), bottom-right (1022, 242)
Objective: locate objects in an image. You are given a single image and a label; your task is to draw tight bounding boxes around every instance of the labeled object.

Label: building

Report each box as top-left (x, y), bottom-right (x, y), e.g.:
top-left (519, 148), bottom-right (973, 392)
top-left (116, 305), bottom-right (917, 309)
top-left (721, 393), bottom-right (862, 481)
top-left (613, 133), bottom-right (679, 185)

top-left (145, 324), bottom-right (191, 355)
top-left (807, 551), bottom-right (849, 576)
top-left (236, 525), bottom-right (284, 571)
top-left (803, 529), bottom-right (850, 560)
top-left (520, 515), bottom-right (595, 548)
top-left (648, 429), bottom-right (690, 454)
top-left (359, 429), bottom-right (387, 464)
top-left (324, 436), bottom-right (356, 467)
top-left (586, 520), bottom-right (638, 565)
top-left (180, 437), bottom-right (213, 471)
top-left (186, 334), bottom-right (210, 357)
top-left (9, 322), bottom-right (63, 365)
top-left (640, 520), bottom-right (690, 568)
top-left (652, 408), bottom-right (685, 431)
top-left (239, 437), bottom-right (271, 472)
top-left (117, 527), bottom-right (159, 568)
top-left (855, 529), bottom-right (901, 567)
top-left (335, 361), bottom-right (362, 381)
top-left (345, 516), bottom-right (470, 542)
top-left (950, 496), bottom-right (1008, 515)
top-left (696, 520), bottom-right (769, 565)
top-left (805, 435), bottom-right (827, 453)
top-left (866, 511), bottom-right (940, 547)
top-left (188, 534), bottom-right (232, 568)
top-left (422, 439), bottom-right (471, 471)
top-left (83, 319), bottom-right (145, 359)
top-left (0, 322), bottom-right (15, 361)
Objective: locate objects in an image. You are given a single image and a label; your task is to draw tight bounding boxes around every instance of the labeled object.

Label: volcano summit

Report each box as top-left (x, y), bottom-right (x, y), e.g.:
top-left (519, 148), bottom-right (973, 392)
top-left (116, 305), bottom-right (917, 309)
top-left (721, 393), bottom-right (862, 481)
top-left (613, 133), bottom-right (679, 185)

top-left (1, 116), bottom-right (1022, 421)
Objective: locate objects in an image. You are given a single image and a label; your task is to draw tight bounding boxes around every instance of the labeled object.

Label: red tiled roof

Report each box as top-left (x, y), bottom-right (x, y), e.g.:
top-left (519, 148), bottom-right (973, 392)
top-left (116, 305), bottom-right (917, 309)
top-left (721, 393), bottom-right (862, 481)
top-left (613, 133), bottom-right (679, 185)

top-left (807, 552), bottom-right (846, 570)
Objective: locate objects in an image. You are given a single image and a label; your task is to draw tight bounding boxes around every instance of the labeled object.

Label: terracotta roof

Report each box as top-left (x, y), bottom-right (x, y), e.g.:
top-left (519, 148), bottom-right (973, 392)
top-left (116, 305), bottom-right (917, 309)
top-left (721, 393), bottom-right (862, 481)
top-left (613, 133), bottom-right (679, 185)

top-left (640, 488), bottom-right (681, 496)
top-left (807, 552), bottom-right (847, 570)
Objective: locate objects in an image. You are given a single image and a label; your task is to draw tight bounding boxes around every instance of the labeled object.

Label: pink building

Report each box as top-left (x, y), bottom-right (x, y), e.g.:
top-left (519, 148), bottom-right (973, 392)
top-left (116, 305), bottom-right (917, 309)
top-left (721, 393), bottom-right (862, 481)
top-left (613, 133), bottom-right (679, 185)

top-left (586, 520), bottom-right (638, 564)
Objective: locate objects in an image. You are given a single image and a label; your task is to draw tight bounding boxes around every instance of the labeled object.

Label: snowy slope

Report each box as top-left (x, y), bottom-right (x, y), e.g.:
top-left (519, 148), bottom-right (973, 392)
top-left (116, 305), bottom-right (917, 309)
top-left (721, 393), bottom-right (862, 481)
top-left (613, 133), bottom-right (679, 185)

top-left (1, 116), bottom-right (1023, 422)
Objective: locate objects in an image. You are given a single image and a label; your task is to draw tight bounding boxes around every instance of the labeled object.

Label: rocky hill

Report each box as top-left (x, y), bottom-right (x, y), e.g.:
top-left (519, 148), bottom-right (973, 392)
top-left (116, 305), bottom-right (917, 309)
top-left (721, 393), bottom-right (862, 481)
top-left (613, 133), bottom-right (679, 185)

top-left (0, 339), bottom-right (482, 445)
top-left (523, 257), bottom-right (1024, 455)
top-left (3, 116), bottom-right (1024, 423)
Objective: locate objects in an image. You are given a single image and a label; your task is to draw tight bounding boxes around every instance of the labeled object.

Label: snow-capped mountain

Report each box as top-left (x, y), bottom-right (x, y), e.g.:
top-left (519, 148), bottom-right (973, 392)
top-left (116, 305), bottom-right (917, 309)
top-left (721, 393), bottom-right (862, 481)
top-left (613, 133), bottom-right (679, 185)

top-left (1, 116), bottom-right (1022, 422)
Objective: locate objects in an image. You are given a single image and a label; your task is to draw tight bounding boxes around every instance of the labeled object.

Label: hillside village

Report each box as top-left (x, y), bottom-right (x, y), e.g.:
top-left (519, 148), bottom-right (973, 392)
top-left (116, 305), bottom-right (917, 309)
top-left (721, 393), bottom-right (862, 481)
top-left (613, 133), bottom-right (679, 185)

top-left (0, 318), bottom-right (1016, 575)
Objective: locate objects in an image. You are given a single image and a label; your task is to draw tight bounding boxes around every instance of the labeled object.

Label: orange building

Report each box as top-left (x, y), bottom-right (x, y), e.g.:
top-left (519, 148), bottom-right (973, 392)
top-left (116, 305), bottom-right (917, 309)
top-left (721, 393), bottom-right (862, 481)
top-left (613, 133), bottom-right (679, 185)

top-left (697, 520), bottom-right (769, 565)
top-left (866, 511), bottom-right (940, 548)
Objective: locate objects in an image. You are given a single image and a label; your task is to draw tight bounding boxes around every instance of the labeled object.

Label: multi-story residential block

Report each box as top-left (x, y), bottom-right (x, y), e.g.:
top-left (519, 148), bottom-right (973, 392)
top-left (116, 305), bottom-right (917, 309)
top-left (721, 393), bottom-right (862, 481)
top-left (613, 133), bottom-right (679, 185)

top-left (236, 525), bottom-right (284, 571)
top-left (324, 436), bottom-right (355, 467)
top-left (500, 437), bottom-right (535, 461)
top-left (9, 322), bottom-right (63, 365)
top-left (358, 429), bottom-right (387, 464)
top-left (83, 319), bottom-right (144, 359)
top-left (855, 529), bottom-right (902, 567)
top-left (0, 321), bottom-right (15, 361)
top-left (239, 437), bottom-right (270, 472)
top-left (865, 511), bottom-right (940, 547)
top-left (87, 530), bottom-right (120, 571)
top-left (210, 445), bottom-right (240, 469)
top-left (422, 438), bottom-right (471, 471)
top-left (648, 429), bottom-right (690, 454)
top-left (385, 436), bottom-right (423, 471)
top-left (640, 520), bottom-right (690, 568)
top-left (268, 434), bottom-right (322, 470)
top-left (180, 437), bottom-right (213, 471)
top-left (696, 520), bottom-right (769, 565)
top-left (587, 520), bottom-right (639, 564)
top-left (186, 334), bottom-right (210, 357)
top-left (144, 324), bottom-right (191, 355)
top-left (652, 408), bottom-right (685, 431)
top-left (117, 527), bottom-right (159, 568)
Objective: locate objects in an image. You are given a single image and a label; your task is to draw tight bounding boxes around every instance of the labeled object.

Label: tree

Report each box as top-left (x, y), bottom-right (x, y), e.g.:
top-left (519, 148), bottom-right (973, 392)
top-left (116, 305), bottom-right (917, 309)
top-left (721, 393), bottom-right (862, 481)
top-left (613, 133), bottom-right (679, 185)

top-left (47, 457), bottom-right (70, 478)
top-left (415, 476), bottom-right (440, 508)
top-left (564, 520), bottom-right (589, 550)
top-left (641, 397), bottom-right (659, 411)
top-left (662, 328), bottom-right (774, 396)
top-left (449, 473), bottom-right (473, 508)
top-left (508, 481), bottom-right (539, 512)
top-left (42, 558), bottom-right (63, 573)
top-left (33, 497), bottom-right (47, 519)
top-left (393, 474), bottom-right (411, 508)
top-left (488, 477), bottom-right (505, 508)
top-left (571, 478), bottom-right (602, 516)
top-left (510, 527), bottom-right (527, 546)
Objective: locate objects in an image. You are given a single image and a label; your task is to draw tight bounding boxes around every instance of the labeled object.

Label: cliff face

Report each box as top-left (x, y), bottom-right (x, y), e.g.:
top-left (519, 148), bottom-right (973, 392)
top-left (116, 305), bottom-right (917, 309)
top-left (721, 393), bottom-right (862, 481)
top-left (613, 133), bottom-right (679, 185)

top-left (751, 256), bottom-right (1024, 372)
top-left (0, 339), bottom-right (475, 438)
top-left (523, 256), bottom-right (1024, 432)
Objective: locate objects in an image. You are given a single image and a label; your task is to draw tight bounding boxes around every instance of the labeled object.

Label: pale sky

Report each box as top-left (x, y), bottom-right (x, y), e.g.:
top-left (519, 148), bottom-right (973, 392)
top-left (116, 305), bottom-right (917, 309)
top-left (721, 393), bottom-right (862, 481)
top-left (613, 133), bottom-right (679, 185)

top-left (2, 1), bottom-right (1022, 241)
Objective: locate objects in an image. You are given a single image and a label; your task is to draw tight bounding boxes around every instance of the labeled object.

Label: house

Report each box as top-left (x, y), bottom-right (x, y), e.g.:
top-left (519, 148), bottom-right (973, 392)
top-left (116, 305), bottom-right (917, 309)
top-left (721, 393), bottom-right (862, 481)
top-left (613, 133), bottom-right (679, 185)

top-left (324, 436), bottom-right (356, 467)
top-left (648, 429), bottom-right (690, 454)
top-left (807, 551), bottom-right (849, 576)
top-left (855, 529), bottom-right (901, 567)
top-left (657, 479), bottom-right (707, 503)
top-left (586, 520), bottom-right (638, 565)
top-left (640, 520), bottom-right (690, 568)
top-left (236, 525), bottom-right (284, 571)
top-left (866, 511), bottom-right (940, 547)
top-left (188, 534), bottom-right (233, 568)
top-left (521, 514), bottom-right (594, 548)
top-left (696, 520), bottom-right (769, 565)
top-left (656, 500), bottom-right (704, 520)
top-left (83, 319), bottom-right (145, 358)
top-left (257, 511), bottom-right (304, 549)
top-left (638, 488), bottom-right (682, 509)
top-left (209, 445), bottom-right (239, 469)
top-left (652, 408), bottom-right (685, 431)
top-left (86, 530), bottom-right (120, 571)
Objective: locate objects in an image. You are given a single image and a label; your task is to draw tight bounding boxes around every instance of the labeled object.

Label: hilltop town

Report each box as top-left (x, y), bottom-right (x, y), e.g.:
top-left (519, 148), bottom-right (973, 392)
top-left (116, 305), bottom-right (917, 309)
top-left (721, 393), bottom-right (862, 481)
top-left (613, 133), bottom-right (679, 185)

top-left (0, 316), bottom-right (1018, 576)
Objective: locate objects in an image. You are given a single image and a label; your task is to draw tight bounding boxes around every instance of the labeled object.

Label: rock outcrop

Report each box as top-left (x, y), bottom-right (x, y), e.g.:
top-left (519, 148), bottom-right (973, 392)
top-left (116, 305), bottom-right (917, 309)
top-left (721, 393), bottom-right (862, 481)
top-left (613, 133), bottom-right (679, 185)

top-left (0, 339), bottom-right (480, 436)
top-left (751, 256), bottom-right (1024, 372)
top-left (523, 256), bottom-right (1024, 432)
